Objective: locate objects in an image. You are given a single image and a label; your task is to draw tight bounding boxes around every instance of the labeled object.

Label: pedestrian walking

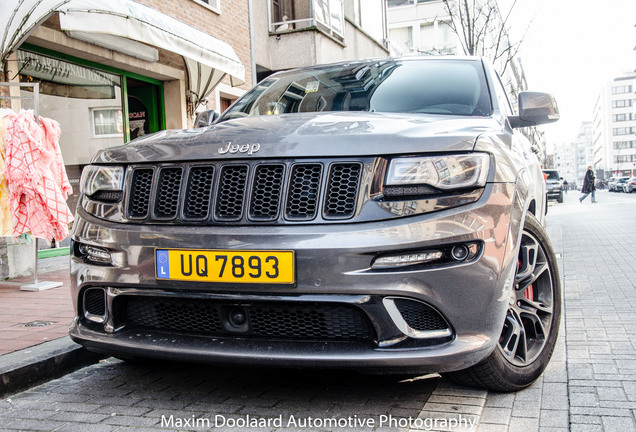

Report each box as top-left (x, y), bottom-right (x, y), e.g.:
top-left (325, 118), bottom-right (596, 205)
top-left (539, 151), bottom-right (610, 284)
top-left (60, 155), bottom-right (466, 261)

top-left (580, 166), bottom-right (597, 203)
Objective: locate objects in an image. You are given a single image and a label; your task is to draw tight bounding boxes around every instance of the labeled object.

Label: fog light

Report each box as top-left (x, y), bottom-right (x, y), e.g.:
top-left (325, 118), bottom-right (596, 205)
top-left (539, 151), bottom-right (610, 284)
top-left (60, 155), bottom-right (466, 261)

top-left (451, 245), bottom-right (469, 261)
top-left (79, 244), bottom-right (112, 264)
top-left (372, 250), bottom-right (443, 269)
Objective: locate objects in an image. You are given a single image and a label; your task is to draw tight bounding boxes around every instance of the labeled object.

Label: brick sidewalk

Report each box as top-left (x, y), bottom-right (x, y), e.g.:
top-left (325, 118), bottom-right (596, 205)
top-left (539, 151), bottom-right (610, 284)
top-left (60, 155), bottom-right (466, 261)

top-left (419, 190), bottom-right (636, 431)
top-left (0, 262), bottom-right (73, 356)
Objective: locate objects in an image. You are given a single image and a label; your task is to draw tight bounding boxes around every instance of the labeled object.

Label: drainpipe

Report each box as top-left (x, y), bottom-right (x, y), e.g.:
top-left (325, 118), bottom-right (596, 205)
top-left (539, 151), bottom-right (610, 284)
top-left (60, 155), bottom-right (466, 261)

top-left (248, 0), bottom-right (257, 87)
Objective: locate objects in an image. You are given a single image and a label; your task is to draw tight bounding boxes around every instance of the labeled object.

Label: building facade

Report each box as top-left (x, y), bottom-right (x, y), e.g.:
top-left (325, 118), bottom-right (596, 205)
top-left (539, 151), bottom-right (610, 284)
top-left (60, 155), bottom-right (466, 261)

top-left (252, 0), bottom-right (389, 81)
top-left (593, 73), bottom-right (636, 179)
top-left (387, 0), bottom-right (458, 56)
top-left (553, 121), bottom-right (593, 187)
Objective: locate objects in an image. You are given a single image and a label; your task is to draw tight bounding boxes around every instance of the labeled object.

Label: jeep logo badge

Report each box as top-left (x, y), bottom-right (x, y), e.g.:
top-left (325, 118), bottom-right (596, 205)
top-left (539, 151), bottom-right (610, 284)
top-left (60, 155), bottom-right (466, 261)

top-left (218, 142), bottom-right (260, 155)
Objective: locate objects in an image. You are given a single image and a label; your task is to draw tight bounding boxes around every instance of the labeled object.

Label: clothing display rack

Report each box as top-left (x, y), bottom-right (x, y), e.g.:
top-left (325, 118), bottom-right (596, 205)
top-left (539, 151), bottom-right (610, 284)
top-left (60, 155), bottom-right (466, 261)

top-left (1, 82), bottom-right (63, 291)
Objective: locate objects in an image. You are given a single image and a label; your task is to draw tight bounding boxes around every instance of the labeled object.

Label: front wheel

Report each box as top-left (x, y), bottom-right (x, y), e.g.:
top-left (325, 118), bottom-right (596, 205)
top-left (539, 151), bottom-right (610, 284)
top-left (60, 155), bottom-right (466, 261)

top-left (444, 213), bottom-right (561, 392)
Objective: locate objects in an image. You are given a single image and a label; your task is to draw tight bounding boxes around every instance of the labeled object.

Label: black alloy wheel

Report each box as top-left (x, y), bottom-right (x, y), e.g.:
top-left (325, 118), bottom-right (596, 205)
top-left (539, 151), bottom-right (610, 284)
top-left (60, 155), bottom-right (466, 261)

top-left (444, 213), bottom-right (561, 392)
top-left (499, 227), bottom-right (554, 367)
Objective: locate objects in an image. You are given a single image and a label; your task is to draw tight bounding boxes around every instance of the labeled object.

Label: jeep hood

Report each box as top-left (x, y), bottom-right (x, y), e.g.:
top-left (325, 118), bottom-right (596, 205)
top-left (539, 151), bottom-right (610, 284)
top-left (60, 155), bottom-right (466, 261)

top-left (92, 112), bottom-right (501, 164)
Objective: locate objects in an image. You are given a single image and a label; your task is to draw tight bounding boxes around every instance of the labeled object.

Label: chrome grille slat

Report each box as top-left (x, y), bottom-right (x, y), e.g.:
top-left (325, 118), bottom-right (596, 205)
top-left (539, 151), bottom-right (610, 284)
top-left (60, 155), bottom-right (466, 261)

top-left (126, 160), bottom-right (362, 224)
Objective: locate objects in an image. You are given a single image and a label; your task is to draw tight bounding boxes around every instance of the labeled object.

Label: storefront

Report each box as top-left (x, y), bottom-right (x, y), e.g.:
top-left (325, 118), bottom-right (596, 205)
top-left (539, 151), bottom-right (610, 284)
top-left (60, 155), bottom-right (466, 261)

top-left (13, 46), bottom-right (168, 213)
top-left (0, 0), bottom-right (248, 277)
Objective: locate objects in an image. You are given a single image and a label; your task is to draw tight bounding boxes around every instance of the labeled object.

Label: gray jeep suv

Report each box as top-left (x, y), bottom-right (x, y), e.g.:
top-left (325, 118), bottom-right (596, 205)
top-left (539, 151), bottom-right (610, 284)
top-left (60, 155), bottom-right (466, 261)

top-left (70, 57), bottom-right (561, 391)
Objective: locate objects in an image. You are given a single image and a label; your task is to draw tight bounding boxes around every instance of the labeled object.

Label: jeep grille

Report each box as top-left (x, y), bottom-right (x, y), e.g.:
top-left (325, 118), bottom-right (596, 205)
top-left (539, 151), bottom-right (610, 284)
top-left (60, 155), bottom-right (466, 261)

top-left (126, 160), bottom-right (363, 224)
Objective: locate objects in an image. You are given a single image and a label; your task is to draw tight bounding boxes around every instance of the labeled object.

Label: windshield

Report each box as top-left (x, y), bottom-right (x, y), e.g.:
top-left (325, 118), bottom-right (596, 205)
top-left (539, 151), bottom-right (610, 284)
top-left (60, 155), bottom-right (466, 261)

top-left (220, 59), bottom-right (492, 121)
top-left (544, 171), bottom-right (560, 180)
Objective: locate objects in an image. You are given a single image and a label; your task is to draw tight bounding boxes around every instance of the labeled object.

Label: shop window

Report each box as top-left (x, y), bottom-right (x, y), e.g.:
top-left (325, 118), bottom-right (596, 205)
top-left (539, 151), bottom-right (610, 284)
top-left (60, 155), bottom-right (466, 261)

top-left (92, 108), bottom-right (124, 137)
top-left (16, 49), bottom-right (124, 167)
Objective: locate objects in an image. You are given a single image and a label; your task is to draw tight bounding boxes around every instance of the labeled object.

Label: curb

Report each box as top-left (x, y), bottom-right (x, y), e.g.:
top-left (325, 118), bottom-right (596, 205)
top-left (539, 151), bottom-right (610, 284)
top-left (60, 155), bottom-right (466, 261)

top-left (0, 336), bottom-right (104, 398)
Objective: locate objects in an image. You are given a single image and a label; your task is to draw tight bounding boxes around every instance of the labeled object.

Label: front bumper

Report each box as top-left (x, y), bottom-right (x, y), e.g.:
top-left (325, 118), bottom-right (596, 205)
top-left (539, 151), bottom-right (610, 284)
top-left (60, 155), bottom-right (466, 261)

top-left (545, 185), bottom-right (563, 199)
top-left (69, 182), bottom-right (522, 374)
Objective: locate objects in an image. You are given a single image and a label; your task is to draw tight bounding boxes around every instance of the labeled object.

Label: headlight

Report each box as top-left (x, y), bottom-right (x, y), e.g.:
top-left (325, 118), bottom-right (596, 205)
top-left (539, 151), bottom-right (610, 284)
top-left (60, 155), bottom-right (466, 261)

top-left (80, 165), bottom-right (124, 198)
top-left (385, 153), bottom-right (489, 192)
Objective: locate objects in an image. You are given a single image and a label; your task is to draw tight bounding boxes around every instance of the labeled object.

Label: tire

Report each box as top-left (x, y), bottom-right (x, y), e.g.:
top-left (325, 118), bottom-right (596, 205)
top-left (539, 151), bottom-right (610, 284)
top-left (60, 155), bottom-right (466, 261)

top-left (557, 193), bottom-right (563, 204)
top-left (444, 213), bottom-right (562, 392)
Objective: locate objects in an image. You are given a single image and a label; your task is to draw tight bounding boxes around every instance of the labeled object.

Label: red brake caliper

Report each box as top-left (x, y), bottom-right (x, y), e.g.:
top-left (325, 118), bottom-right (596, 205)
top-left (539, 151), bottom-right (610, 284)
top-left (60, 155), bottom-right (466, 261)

top-left (519, 259), bottom-right (534, 301)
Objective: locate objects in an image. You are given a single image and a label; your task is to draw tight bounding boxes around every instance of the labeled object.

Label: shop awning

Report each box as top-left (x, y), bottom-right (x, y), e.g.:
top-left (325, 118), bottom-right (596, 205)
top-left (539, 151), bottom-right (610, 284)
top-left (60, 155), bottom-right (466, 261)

top-left (2, 0), bottom-right (245, 109)
top-left (1, 0), bottom-right (69, 71)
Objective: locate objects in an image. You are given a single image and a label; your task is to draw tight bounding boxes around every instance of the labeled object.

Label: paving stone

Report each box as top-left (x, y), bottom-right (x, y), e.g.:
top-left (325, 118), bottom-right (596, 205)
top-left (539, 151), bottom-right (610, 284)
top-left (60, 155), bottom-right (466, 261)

top-left (484, 393), bottom-right (515, 409)
top-left (570, 424), bottom-right (604, 432)
top-left (510, 399), bottom-right (541, 419)
top-left (478, 407), bottom-right (511, 425)
top-left (597, 386), bottom-right (628, 401)
top-left (539, 409), bottom-right (568, 428)
top-left (601, 415), bottom-right (636, 432)
top-left (507, 416), bottom-right (539, 432)
top-left (569, 392), bottom-right (599, 407)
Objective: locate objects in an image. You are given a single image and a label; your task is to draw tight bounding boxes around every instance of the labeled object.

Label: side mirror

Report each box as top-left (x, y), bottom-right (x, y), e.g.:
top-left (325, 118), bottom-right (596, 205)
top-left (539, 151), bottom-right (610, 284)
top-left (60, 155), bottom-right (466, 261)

top-left (193, 109), bottom-right (219, 128)
top-left (509, 92), bottom-right (559, 128)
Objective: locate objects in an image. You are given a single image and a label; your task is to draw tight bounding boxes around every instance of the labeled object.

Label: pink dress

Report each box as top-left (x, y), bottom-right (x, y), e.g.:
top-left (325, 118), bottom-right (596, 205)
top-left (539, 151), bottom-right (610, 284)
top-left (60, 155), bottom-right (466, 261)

top-left (3, 110), bottom-right (73, 243)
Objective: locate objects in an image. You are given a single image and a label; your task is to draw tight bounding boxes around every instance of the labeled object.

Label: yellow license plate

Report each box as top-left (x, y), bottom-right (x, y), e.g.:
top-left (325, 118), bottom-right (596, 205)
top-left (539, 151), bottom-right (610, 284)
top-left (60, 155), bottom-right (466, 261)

top-left (155, 249), bottom-right (295, 284)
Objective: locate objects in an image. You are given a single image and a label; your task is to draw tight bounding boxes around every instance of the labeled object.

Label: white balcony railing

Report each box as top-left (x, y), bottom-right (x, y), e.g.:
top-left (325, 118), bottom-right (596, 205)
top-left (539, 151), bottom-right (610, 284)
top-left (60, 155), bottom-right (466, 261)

top-left (269, 0), bottom-right (344, 41)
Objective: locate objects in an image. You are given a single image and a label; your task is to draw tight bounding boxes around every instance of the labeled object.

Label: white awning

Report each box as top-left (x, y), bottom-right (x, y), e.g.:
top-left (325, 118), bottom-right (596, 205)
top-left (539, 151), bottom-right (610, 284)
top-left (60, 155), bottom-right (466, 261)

top-left (2, 0), bottom-right (245, 109)
top-left (1, 1), bottom-right (70, 70)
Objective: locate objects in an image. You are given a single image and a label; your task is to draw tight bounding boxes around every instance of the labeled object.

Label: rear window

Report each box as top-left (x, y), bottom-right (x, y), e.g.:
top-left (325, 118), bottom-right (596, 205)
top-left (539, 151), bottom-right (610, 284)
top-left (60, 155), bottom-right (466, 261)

top-left (220, 60), bottom-right (492, 121)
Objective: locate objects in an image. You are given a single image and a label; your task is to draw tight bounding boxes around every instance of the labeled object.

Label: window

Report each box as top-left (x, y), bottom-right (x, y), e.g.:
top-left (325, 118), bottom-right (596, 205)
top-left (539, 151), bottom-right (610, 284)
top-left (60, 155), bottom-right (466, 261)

top-left (614, 140), bottom-right (636, 150)
top-left (613, 127), bottom-right (635, 136)
top-left (16, 49), bottom-right (125, 167)
top-left (492, 74), bottom-right (513, 117)
top-left (612, 85), bottom-right (633, 95)
top-left (614, 154), bottom-right (636, 163)
top-left (269, 0), bottom-right (343, 39)
top-left (438, 21), bottom-right (454, 50)
top-left (419, 23), bottom-right (435, 51)
top-left (389, 27), bottom-right (413, 54)
top-left (387, 0), bottom-right (437, 5)
top-left (612, 113), bottom-right (633, 122)
top-left (313, 0), bottom-right (344, 37)
top-left (612, 99), bottom-right (633, 108)
top-left (220, 59), bottom-right (492, 121)
top-left (271, 0), bottom-right (295, 24)
top-left (192, 0), bottom-right (220, 13)
top-left (92, 108), bottom-right (124, 137)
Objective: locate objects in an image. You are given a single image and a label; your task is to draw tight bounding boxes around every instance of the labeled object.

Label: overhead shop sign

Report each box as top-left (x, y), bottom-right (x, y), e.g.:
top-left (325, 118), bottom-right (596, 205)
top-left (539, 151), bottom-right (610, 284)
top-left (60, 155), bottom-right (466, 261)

top-left (17, 49), bottom-right (120, 99)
